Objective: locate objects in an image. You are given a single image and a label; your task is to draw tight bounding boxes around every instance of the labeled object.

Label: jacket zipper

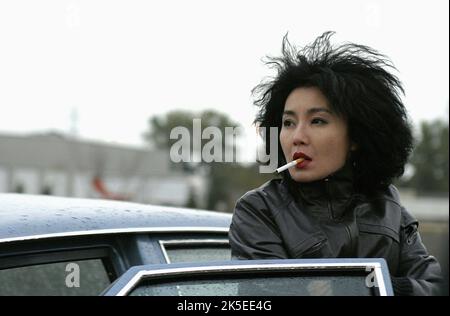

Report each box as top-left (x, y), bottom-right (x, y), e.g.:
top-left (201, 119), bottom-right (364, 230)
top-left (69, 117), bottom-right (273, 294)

top-left (325, 177), bottom-right (355, 253)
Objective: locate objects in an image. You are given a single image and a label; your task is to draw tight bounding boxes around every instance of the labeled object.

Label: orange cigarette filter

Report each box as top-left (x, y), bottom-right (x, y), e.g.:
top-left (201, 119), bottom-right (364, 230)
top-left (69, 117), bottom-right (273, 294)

top-left (275, 157), bottom-right (305, 173)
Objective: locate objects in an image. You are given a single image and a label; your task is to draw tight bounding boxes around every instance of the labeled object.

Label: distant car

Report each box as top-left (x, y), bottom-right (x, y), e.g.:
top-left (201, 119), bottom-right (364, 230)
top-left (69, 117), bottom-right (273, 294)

top-left (0, 194), bottom-right (393, 296)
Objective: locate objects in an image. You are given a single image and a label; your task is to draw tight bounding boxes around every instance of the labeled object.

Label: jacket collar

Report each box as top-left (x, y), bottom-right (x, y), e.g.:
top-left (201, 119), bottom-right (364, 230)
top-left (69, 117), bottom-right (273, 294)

top-left (283, 161), bottom-right (356, 220)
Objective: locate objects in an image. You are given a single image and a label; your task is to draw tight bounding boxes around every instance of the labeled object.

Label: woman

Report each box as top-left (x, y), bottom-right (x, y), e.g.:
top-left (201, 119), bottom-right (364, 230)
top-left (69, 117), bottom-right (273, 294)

top-left (228, 32), bottom-right (442, 295)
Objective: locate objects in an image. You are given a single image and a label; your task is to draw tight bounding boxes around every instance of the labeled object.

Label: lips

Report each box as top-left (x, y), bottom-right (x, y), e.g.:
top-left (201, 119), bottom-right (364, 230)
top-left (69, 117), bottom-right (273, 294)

top-left (293, 152), bottom-right (312, 161)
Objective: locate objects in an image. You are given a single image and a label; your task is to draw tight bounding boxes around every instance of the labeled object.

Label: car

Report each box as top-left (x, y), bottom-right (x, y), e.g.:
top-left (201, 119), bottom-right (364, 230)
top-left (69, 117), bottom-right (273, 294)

top-left (0, 193), bottom-right (393, 296)
top-left (0, 193), bottom-right (232, 296)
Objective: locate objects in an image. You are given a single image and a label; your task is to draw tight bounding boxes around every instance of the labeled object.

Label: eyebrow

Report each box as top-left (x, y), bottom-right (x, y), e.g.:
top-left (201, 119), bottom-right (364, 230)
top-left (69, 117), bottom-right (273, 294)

top-left (283, 107), bottom-right (333, 116)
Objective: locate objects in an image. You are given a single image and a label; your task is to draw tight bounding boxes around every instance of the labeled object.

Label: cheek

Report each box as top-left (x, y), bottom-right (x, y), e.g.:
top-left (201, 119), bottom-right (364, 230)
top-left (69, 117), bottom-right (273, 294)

top-left (279, 130), bottom-right (289, 153)
top-left (320, 135), bottom-right (350, 161)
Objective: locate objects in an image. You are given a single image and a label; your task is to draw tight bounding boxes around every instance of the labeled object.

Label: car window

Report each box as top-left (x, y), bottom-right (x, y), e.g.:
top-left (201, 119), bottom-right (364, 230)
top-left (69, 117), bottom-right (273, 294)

top-left (160, 240), bottom-right (230, 263)
top-left (129, 273), bottom-right (373, 296)
top-left (0, 259), bottom-right (110, 296)
top-left (165, 246), bottom-right (231, 263)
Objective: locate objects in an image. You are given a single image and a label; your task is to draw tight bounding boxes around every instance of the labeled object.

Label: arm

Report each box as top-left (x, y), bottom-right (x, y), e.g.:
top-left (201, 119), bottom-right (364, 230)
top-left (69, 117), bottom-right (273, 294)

top-left (228, 193), bottom-right (289, 260)
top-left (393, 208), bottom-right (443, 296)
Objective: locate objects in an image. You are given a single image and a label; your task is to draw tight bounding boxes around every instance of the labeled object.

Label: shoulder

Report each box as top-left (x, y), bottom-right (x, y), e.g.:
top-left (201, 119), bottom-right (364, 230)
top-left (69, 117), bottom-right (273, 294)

top-left (360, 185), bottom-right (404, 213)
top-left (379, 185), bottom-right (418, 226)
top-left (231, 180), bottom-right (285, 230)
top-left (357, 184), bottom-right (418, 232)
top-left (237, 178), bottom-right (289, 208)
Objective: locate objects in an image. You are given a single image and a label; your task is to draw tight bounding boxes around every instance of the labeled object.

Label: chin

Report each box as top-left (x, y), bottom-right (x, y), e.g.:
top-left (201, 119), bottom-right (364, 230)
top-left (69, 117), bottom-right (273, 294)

top-left (289, 172), bottom-right (311, 183)
top-left (289, 170), bottom-right (324, 183)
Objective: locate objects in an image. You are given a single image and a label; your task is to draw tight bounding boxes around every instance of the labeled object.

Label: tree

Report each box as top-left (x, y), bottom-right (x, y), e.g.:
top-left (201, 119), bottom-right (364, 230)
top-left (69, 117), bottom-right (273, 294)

top-left (144, 110), bottom-right (244, 211)
top-left (143, 109), bottom-right (241, 152)
top-left (405, 119), bottom-right (449, 195)
top-left (144, 110), bottom-right (197, 150)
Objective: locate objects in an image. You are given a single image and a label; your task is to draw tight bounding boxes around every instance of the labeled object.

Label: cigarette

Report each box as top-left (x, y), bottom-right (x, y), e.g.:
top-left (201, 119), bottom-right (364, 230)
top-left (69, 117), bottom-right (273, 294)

top-left (276, 158), bottom-right (304, 173)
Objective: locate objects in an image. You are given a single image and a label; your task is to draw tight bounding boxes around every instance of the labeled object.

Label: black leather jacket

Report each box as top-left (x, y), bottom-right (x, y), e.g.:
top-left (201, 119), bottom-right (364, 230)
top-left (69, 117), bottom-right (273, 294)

top-left (229, 165), bottom-right (442, 296)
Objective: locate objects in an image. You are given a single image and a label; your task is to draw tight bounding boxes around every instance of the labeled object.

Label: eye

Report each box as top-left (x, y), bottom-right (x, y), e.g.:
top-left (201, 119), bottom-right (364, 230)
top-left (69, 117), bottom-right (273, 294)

top-left (311, 118), bottom-right (328, 125)
top-left (282, 119), bottom-right (294, 128)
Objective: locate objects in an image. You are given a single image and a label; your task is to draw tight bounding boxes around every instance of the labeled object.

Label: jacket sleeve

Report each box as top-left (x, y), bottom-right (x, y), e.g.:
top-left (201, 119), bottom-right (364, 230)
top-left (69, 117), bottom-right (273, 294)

top-left (228, 193), bottom-right (289, 260)
top-left (392, 208), bottom-right (443, 296)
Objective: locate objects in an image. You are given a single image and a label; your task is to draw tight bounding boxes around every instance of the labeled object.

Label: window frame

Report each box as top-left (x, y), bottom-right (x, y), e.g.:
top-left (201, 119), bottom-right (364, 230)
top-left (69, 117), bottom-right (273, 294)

top-left (0, 234), bottom-right (133, 283)
top-left (103, 258), bottom-right (393, 296)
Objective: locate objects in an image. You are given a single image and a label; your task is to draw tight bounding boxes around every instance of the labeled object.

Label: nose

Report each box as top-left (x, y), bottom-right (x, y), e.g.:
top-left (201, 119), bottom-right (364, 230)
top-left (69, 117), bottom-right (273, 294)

top-left (292, 124), bottom-right (309, 146)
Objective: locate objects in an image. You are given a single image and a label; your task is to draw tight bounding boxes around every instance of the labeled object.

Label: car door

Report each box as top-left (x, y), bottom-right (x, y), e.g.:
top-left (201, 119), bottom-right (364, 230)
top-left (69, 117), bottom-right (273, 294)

top-left (103, 258), bottom-right (393, 296)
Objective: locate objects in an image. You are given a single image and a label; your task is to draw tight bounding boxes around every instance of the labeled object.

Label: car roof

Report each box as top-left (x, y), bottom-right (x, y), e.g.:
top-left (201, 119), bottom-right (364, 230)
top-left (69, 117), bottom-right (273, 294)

top-left (0, 194), bottom-right (231, 243)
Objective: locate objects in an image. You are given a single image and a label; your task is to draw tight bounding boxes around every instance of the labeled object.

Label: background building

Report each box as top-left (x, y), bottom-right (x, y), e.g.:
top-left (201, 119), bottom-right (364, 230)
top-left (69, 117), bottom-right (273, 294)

top-left (0, 132), bottom-right (207, 207)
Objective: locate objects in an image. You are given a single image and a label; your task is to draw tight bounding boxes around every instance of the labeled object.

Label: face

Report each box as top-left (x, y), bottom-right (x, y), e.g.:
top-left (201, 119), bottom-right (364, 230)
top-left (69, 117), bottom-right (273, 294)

top-left (279, 87), bottom-right (352, 182)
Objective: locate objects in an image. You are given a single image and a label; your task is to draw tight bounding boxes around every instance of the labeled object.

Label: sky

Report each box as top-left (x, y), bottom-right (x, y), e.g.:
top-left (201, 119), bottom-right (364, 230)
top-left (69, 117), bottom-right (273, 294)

top-left (0, 0), bottom-right (448, 158)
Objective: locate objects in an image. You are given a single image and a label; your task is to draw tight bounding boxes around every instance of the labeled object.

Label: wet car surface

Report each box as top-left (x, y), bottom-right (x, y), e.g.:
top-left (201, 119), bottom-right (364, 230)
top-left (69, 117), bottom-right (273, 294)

top-left (0, 193), bottom-right (231, 295)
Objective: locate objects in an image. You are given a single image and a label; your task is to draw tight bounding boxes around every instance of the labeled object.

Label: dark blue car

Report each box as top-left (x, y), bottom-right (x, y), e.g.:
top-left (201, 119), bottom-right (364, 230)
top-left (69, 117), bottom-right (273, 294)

top-left (0, 193), bottom-right (393, 296)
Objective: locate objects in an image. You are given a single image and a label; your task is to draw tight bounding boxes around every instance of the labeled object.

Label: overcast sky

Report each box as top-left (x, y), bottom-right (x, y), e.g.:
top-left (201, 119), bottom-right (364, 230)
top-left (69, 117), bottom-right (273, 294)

top-left (0, 0), bottom-right (448, 155)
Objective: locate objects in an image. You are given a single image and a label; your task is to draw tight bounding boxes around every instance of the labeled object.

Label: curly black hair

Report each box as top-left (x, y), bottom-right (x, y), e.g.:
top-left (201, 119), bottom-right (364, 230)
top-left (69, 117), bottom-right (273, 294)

top-left (253, 31), bottom-right (414, 194)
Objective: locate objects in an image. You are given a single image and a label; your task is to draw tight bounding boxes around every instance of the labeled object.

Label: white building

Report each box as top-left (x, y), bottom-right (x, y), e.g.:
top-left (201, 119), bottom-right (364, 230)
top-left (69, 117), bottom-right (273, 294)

top-left (0, 132), bottom-right (206, 207)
